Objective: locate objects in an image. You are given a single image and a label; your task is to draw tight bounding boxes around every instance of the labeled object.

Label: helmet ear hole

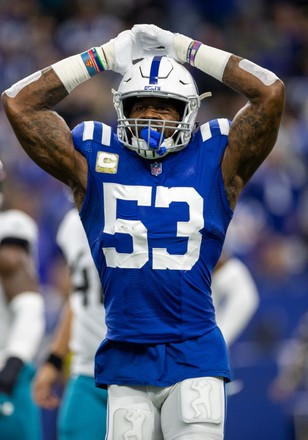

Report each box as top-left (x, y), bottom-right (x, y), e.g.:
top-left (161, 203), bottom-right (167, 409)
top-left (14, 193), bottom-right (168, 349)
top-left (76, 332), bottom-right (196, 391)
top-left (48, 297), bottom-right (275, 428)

top-left (169, 99), bottom-right (185, 119)
top-left (123, 97), bottom-right (135, 118)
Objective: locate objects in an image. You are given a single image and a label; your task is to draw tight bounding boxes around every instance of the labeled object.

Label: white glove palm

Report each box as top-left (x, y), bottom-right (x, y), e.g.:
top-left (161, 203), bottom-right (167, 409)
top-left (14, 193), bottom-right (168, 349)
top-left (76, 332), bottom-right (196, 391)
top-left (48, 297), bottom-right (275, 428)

top-left (103, 29), bottom-right (154, 75)
top-left (132, 24), bottom-right (193, 64)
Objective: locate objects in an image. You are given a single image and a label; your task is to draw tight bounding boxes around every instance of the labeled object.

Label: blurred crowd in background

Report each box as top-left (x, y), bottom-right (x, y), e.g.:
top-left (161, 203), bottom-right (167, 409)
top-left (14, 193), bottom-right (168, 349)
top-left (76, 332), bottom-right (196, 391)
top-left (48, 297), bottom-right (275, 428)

top-left (0, 0), bottom-right (307, 438)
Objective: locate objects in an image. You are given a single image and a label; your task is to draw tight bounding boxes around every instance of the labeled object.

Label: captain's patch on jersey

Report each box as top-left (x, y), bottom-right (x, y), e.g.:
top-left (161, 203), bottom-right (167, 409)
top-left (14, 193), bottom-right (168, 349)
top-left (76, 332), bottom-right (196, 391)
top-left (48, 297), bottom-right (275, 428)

top-left (95, 151), bottom-right (119, 174)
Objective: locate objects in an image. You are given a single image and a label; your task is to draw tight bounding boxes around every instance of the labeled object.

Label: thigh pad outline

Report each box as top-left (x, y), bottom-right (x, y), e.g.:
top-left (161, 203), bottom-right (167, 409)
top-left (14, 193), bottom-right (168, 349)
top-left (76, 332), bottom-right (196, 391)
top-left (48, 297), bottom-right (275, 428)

top-left (180, 377), bottom-right (224, 424)
top-left (112, 408), bottom-right (153, 439)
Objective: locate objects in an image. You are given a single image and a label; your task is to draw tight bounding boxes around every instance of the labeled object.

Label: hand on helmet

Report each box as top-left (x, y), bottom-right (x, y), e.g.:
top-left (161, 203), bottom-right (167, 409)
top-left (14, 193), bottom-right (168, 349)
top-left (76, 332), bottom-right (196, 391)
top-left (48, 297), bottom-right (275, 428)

top-left (132, 24), bottom-right (177, 60)
top-left (103, 25), bottom-right (195, 74)
top-left (132, 24), bottom-right (193, 64)
top-left (103, 28), bottom-right (160, 75)
top-left (102, 30), bottom-right (134, 74)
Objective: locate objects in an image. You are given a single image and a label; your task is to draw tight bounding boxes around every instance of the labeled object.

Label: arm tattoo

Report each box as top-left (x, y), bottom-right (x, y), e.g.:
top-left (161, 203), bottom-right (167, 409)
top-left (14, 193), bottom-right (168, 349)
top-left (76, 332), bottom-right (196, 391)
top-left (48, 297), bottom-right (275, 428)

top-left (5, 68), bottom-right (78, 185)
top-left (222, 56), bottom-right (284, 191)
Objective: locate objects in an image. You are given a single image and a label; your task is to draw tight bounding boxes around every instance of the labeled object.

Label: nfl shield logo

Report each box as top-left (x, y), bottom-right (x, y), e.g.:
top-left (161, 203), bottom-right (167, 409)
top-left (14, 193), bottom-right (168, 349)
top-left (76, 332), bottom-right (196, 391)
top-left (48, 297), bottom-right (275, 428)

top-left (151, 162), bottom-right (162, 176)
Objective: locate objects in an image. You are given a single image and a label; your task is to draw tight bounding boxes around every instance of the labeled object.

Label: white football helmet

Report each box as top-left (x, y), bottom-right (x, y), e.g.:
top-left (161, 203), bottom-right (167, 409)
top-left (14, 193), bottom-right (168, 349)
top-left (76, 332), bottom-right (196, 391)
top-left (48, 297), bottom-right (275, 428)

top-left (113, 56), bottom-right (209, 159)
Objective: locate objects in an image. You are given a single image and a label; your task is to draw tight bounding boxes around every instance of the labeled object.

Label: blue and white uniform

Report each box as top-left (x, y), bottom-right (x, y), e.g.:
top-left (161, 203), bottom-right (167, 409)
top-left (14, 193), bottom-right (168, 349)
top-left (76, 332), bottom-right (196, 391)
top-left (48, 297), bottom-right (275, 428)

top-left (72, 117), bottom-right (233, 388)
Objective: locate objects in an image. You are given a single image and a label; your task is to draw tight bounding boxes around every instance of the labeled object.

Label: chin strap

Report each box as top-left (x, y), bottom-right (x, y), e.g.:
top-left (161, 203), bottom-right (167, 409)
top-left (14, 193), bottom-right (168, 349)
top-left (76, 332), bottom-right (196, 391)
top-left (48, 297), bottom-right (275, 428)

top-left (200, 91), bottom-right (212, 101)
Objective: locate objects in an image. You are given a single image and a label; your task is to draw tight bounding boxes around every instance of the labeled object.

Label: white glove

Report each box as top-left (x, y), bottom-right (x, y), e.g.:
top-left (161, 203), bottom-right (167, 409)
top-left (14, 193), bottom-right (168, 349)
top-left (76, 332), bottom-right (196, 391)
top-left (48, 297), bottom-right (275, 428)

top-left (102, 29), bottom-right (152, 75)
top-left (132, 24), bottom-right (193, 64)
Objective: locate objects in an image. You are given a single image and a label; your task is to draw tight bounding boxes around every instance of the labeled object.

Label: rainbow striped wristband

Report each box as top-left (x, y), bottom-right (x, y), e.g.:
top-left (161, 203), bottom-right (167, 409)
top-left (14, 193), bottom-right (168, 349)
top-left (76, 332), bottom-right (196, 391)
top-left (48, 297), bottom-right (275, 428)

top-left (186, 40), bottom-right (202, 66)
top-left (52, 47), bottom-right (107, 93)
top-left (81, 47), bottom-right (106, 76)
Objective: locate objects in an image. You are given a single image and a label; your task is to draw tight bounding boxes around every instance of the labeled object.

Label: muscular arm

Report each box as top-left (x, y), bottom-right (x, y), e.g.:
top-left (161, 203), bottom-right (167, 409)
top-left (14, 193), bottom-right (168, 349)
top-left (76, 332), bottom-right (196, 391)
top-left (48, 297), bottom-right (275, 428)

top-left (2, 29), bottom-right (148, 211)
top-left (221, 56), bottom-right (285, 209)
top-left (1, 68), bottom-right (88, 210)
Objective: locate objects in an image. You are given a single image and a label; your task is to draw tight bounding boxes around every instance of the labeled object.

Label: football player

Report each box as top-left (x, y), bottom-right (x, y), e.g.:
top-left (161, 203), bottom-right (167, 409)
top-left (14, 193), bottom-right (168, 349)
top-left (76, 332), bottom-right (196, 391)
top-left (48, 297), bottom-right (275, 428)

top-left (2, 23), bottom-right (284, 439)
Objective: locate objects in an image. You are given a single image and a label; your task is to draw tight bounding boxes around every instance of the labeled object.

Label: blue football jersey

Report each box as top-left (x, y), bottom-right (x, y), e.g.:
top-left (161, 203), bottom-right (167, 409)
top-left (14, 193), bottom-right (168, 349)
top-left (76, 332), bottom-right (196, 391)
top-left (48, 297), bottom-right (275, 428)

top-left (72, 118), bottom-right (233, 345)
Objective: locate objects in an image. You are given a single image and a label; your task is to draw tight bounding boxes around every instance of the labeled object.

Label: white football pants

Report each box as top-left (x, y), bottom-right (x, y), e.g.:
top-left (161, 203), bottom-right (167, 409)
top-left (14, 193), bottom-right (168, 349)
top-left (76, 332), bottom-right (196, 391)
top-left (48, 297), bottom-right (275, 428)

top-left (106, 377), bottom-right (226, 440)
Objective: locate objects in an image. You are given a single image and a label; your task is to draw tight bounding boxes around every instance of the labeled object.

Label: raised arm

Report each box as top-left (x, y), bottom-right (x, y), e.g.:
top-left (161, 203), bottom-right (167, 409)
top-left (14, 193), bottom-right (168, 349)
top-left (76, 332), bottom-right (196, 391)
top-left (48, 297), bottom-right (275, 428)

top-left (220, 56), bottom-right (284, 208)
top-left (1, 29), bottom-right (151, 210)
top-left (133, 24), bottom-right (285, 209)
top-left (2, 68), bottom-right (86, 209)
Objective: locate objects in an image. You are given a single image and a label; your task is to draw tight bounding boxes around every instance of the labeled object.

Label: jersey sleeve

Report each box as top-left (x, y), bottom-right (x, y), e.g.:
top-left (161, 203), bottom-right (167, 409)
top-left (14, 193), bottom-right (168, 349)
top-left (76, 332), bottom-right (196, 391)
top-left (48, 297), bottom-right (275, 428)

top-left (71, 121), bottom-right (86, 152)
top-left (71, 120), bottom-right (113, 154)
top-left (200, 118), bottom-right (232, 144)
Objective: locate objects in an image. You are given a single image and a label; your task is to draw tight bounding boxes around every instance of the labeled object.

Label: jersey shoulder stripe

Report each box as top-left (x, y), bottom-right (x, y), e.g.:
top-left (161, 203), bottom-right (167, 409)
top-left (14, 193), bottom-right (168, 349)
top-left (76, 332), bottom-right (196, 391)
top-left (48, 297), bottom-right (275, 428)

top-left (200, 118), bottom-right (231, 142)
top-left (72, 121), bottom-right (112, 150)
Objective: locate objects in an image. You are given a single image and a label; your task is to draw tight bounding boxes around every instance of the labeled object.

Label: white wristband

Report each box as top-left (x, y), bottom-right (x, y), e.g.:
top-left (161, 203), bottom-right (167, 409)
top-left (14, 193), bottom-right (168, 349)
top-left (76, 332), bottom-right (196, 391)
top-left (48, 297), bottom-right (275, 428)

top-left (193, 44), bottom-right (231, 82)
top-left (176, 36), bottom-right (232, 82)
top-left (51, 47), bottom-right (107, 93)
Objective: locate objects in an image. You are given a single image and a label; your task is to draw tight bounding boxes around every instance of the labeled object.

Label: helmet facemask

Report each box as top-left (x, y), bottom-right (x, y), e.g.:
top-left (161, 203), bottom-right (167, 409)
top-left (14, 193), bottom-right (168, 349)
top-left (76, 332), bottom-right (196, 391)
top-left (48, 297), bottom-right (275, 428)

top-left (113, 56), bottom-right (205, 159)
